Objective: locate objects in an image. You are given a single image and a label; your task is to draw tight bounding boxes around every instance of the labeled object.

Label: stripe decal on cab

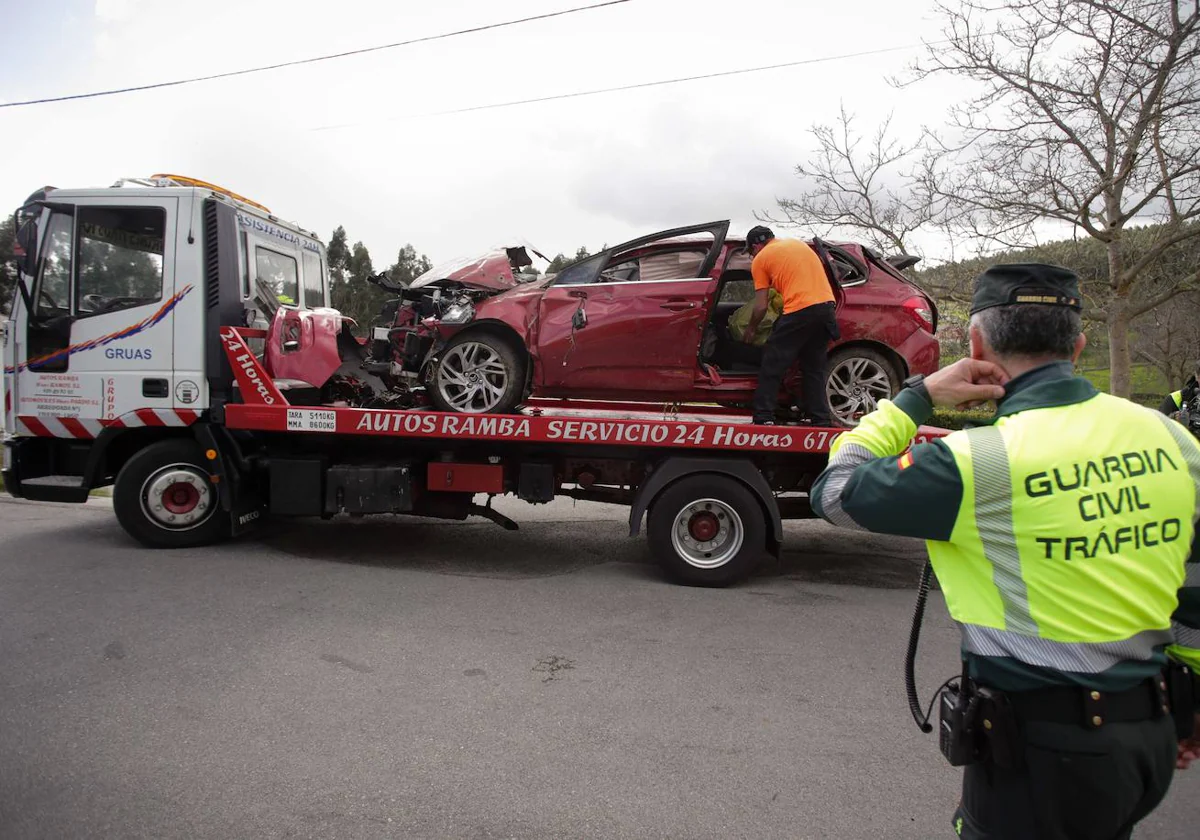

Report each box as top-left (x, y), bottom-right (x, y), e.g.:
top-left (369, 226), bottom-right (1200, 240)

top-left (14, 409), bottom-right (200, 439)
top-left (3, 285), bottom-right (193, 375)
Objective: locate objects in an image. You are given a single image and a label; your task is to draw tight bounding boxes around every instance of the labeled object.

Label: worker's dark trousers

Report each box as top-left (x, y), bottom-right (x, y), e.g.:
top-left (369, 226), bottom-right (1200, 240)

top-left (952, 715), bottom-right (1176, 839)
top-left (751, 302), bottom-right (837, 425)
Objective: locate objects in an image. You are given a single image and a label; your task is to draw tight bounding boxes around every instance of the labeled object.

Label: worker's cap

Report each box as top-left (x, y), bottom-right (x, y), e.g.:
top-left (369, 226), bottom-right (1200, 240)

top-left (969, 263), bottom-right (1082, 315)
top-left (745, 225), bottom-right (774, 250)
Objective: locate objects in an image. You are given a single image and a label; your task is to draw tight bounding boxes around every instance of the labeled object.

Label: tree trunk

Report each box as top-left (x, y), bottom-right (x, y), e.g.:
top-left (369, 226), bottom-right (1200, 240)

top-left (1107, 298), bottom-right (1133, 398)
top-left (1106, 239), bottom-right (1132, 398)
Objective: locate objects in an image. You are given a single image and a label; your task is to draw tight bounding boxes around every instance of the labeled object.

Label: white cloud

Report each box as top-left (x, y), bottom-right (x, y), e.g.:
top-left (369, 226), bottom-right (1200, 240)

top-left (94, 0), bottom-right (139, 23)
top-left (0, 0), bottom-right (975, 264)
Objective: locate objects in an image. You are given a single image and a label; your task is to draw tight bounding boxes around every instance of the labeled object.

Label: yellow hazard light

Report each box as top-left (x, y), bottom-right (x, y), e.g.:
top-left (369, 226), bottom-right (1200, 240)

top-left (205, 449), bottom-right (218, 461)
top-left (150, 173), bottom-right (271, 213)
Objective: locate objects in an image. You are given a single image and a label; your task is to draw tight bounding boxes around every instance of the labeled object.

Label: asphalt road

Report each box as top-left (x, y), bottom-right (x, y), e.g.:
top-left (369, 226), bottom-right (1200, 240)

top-left (0, 496), bottom-right (1194, 839)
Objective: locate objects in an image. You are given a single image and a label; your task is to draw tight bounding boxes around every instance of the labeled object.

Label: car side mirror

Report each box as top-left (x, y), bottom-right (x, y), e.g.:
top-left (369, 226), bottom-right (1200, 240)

top-left (572, 308), bottom-right (587, 330)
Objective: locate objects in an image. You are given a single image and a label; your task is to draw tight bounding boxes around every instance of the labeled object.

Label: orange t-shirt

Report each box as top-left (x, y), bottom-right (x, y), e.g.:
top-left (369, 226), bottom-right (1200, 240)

top-left (751, 238), bottom-right (834, 315)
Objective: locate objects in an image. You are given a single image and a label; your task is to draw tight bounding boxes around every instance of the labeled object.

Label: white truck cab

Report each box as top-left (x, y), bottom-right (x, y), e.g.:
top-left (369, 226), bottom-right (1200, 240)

top-left (1, 175), bottom-right (329, 500)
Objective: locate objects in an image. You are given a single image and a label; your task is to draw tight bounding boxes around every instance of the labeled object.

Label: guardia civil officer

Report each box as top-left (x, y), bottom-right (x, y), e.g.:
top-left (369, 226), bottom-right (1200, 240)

top-left (1158, 362), bottom-right (1200, 417)
top-left (810, 264), bottom-right (1200, 839)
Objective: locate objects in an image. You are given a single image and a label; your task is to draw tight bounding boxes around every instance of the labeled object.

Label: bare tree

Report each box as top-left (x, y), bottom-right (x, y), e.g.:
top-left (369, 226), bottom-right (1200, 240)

top-left (762, 105), bottom-right (941, 257)
top-left (912, 0), bottom-right (1200, 397)
top-left (1134, 291), bottom-right (1200, 388)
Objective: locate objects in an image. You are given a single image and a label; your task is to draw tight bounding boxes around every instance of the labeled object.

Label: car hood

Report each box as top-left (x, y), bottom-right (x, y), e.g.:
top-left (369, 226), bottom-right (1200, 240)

top-left (409, 245), bottom-right (544, 292)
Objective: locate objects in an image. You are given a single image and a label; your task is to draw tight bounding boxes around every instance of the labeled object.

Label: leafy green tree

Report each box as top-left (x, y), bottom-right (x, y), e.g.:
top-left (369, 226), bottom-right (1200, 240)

top-left (390, 244), bottom-right (433, 287)
top-left (326, 225), bottom-right (350, 305)
top-left (331, 240), bottom-right (374, 328)
top-left (547, 245), bottom-right (591, 273)
top-left (345, 244), bottom-right (434, 334)
top-left (0, 215), bottom-right (14, 316)
top-left (324, 231), bottom-right (435, 335)
top-left (348, 241), bottom-right (373, 286)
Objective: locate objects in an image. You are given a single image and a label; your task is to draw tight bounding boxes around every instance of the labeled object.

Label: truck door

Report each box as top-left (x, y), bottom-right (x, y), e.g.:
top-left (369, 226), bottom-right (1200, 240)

top-left (10, 197), bottom-right (180, 429)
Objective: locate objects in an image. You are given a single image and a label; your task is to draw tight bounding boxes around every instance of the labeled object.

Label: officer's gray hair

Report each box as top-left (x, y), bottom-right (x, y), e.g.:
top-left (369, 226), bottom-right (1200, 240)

top-left (970, 304), bottom-right (1082, 359)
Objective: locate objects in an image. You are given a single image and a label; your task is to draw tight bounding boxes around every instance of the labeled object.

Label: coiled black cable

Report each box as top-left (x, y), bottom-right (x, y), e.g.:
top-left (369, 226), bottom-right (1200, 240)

top-left (906, 561), bottom-right (935, 732)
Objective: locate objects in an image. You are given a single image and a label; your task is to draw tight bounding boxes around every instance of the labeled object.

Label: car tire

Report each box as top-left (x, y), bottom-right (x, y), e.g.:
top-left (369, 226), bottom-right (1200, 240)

top-left (429, 332), bottom-right (527, 414)
top-left (647, 474), bottom-right (766, 586)
top-left (825, 346), bottom-right (900, 426)
top-left (113, 439), bottom-right (230, 548)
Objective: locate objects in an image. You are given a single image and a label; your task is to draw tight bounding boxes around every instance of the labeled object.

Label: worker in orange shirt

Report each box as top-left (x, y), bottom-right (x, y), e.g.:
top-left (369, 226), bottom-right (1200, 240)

top-left (742, 225), bottom-right (839, 425)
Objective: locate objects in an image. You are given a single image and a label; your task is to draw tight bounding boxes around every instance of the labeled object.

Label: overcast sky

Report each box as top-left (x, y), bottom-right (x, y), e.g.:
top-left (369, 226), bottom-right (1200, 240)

top-left (0, 0), bottom-right (974, 267)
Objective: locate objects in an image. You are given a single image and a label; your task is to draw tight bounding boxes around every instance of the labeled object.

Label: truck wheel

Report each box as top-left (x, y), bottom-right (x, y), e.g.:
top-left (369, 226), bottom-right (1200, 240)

top-left (113, 439), bottom-right (230, 548)
top-left (429, 332), bottom-right (527, 414)
top-left (647, 475), bottom-right (766, 586)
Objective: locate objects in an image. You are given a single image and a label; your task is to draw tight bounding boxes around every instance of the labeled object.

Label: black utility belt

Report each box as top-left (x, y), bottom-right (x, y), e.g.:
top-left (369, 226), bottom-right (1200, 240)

top-left (1008, 676), bottom-right (1170, 728)
top-left (938, 663), bottom-right (1195, 769)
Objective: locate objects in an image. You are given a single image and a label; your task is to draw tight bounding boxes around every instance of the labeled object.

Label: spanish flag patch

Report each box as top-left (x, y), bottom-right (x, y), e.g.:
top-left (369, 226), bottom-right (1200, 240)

top-left (898, 452), bottom-right (914, 471)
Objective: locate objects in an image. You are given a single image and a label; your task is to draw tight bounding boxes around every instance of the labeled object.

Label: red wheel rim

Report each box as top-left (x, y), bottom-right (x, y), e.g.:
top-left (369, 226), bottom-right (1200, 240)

top-left (688, 511), bottom-right (720, 542)
top-left (161, 481), bottom-right (201, 515)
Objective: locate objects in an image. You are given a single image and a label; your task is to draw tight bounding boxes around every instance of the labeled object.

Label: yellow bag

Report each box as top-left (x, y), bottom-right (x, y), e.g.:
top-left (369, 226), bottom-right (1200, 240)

top-left (727, 289), bottom-right (784, 346)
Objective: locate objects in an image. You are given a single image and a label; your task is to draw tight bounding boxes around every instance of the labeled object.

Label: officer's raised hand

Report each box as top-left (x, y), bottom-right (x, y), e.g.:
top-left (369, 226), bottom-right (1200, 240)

top-left (923, 358), bottom-right (1009, 410)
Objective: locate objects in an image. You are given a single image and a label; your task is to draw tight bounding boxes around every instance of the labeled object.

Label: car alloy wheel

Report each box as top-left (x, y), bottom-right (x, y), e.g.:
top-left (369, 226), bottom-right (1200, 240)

top-left (827, 355), bottom-right (894, 425)
top-left (437, 341), bottom-right (512, 413)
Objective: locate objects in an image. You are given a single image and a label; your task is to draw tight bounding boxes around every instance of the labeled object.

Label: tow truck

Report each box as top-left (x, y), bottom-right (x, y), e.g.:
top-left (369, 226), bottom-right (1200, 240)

top-left (2, 177), bottom-right (944, 585)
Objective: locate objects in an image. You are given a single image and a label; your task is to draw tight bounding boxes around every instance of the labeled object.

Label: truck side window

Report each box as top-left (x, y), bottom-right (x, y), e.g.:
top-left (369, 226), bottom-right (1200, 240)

top-left (35, 213), bottom-right (73, 318)
top-left (75, 206), bottom-right (165, 318)
top-left (301, 249), bottom-right (325, 308)
top-left (256, 248), bottom-right (299, 307)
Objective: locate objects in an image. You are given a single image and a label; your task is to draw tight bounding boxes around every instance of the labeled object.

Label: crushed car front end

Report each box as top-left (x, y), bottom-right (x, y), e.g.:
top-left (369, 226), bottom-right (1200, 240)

top-left (361, 246), bottom-right (549, 404)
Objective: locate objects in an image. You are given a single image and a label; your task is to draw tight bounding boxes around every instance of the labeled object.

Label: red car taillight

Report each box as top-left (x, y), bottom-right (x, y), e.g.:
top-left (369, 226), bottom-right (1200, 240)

top-left (903, 296), bottom-right (935, 333)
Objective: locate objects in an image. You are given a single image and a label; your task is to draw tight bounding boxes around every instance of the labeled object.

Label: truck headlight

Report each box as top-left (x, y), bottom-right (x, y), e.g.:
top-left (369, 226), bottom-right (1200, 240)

top-left (441, 302), bottom-right (475, 325)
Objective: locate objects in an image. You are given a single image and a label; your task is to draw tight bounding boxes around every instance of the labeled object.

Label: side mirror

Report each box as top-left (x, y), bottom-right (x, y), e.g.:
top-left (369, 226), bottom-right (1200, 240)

top-left (15, 217), bottom-right (39, 276)
top-left (572, 308), bottom-right (588, 330)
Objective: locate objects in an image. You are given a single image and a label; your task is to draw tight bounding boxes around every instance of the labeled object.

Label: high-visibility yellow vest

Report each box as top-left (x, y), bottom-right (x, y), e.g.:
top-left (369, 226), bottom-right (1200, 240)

top-left (930, 392), bottom-right (1200, 677)
top-left (1171, 390), bottom-right (1184, 409)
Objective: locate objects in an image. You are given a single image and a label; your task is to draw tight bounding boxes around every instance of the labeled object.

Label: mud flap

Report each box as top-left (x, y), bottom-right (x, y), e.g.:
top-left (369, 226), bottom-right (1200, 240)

top-left (192, 423), bottom-right (266, 536)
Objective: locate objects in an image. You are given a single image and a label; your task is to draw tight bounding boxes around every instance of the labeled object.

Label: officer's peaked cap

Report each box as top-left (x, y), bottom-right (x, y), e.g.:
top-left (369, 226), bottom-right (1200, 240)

top-left (970, 263), bottom-right (1082, 315)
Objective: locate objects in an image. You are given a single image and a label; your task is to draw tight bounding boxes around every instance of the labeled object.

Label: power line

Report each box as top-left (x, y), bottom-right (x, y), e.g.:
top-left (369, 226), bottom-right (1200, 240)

top-left (311, 40), bottom-right (939, 131)
top-left (0, 0), bottom-right (632, 109)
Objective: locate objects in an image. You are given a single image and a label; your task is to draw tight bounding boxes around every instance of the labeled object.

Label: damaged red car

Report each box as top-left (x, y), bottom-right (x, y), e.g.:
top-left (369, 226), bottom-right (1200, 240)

top-left (356, 221), bottom-right (939, 425)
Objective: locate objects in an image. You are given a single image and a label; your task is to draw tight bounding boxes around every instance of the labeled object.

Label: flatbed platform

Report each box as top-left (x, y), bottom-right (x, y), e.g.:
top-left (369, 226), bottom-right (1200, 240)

top-left (223, 327), bottom-right (944, 454)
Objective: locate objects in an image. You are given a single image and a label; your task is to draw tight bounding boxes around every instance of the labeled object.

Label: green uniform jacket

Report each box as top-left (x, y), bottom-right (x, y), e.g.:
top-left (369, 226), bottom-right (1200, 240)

top-left (811, 362), bottom-right (1200, 693)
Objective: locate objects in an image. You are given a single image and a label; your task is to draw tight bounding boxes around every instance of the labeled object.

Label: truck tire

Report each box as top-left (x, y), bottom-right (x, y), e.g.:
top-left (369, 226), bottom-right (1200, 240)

top-left (113, 439), bottom-right (230, 548)
top-left (429, 332), bottom-right (527, 414)
top-left (647, 474), bottom-right (766, 586)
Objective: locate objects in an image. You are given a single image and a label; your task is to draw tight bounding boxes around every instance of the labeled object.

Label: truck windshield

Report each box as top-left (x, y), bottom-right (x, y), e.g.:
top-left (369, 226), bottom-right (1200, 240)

top-left (256, 248), bottom-right (298, 307)
top-left (301, 250), bottom-right (326, 308)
